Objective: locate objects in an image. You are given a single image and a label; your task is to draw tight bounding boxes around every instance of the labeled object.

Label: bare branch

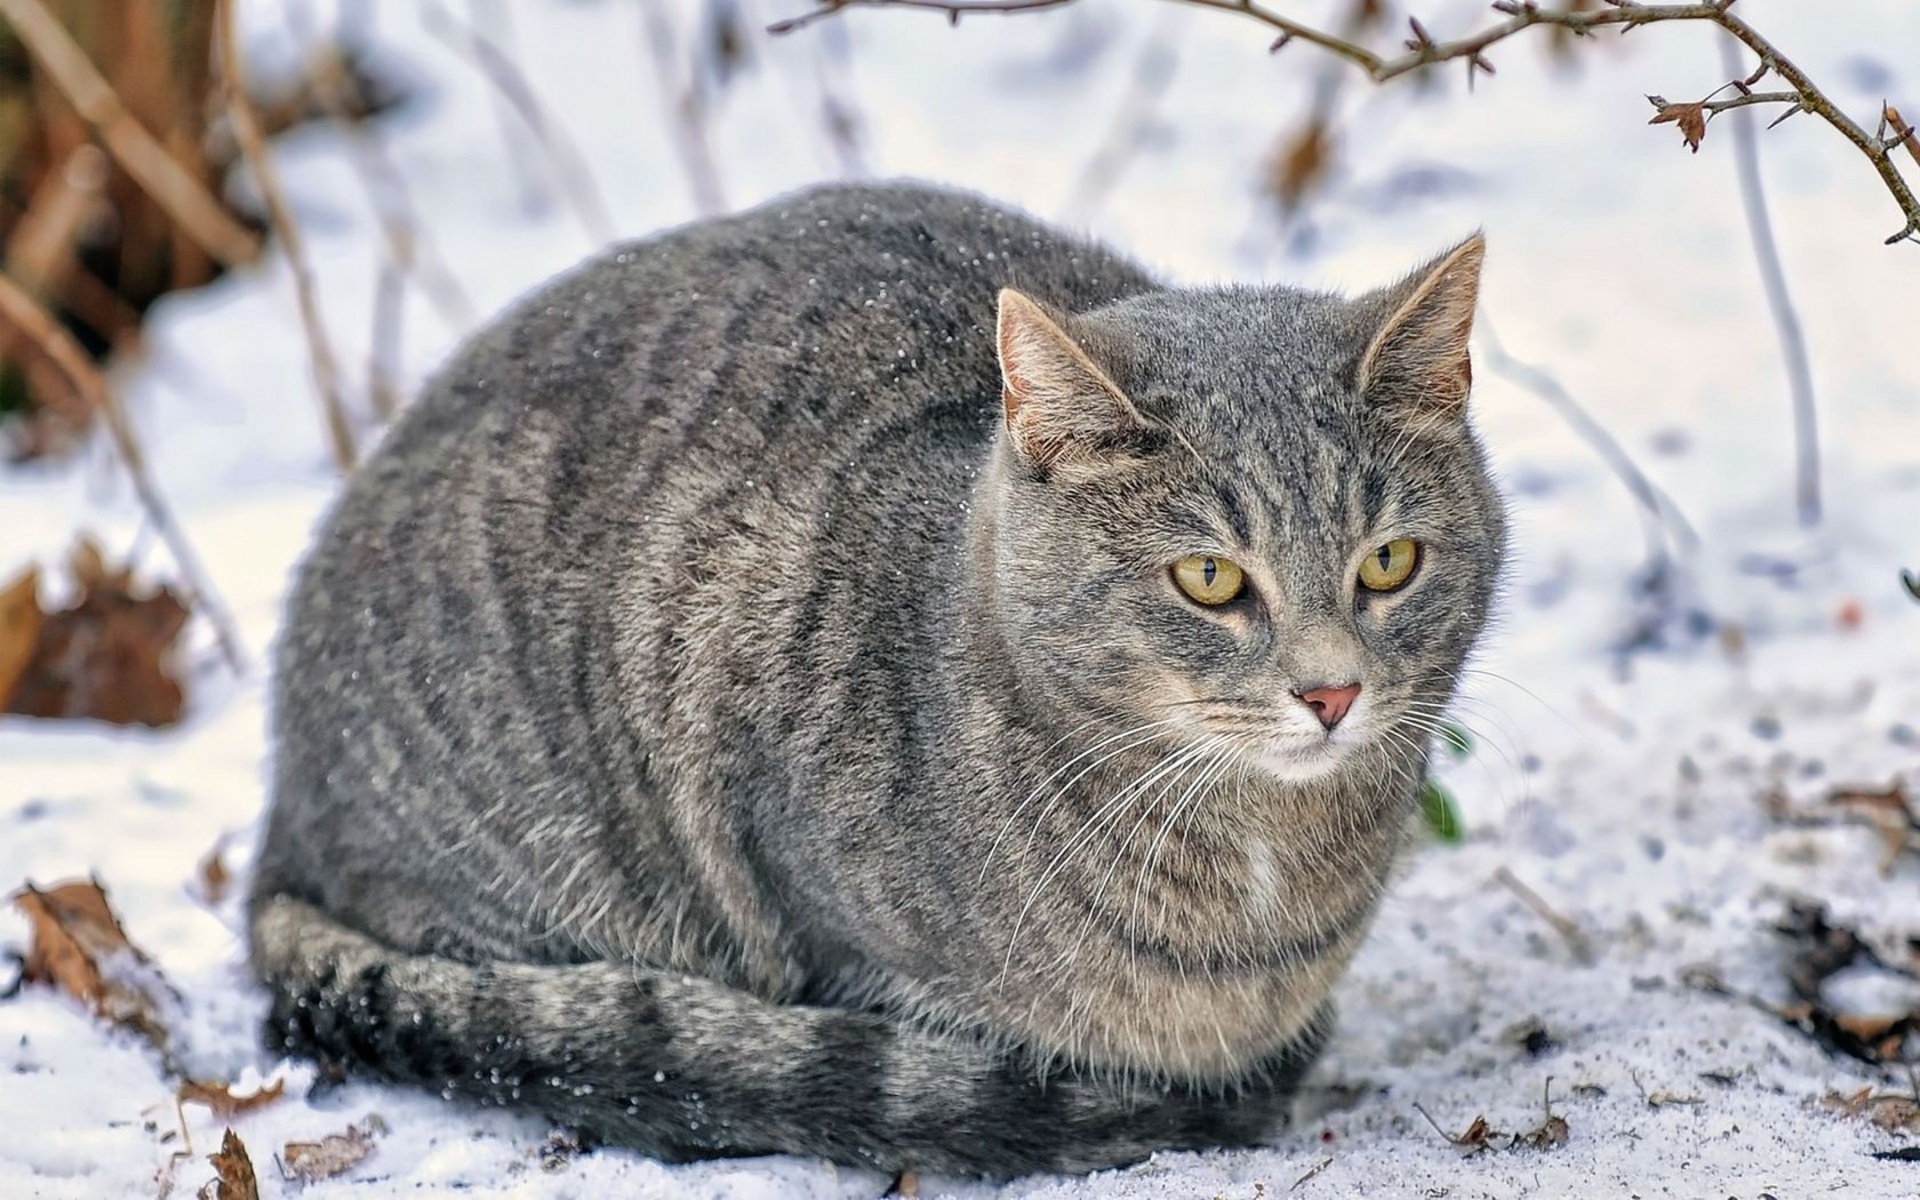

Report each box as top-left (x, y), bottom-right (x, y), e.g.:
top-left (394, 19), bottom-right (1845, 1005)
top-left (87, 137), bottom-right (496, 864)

top-left (217, 0), bottom-right (357, 474)
top-left (0, 271), bottom-right (246, 673)
top-left (771, 0), bottom-right (1920, 245)
top-left (0, 0), bottom-right (262, 268)
top-left (769, 0), bottom-right (1071, 35)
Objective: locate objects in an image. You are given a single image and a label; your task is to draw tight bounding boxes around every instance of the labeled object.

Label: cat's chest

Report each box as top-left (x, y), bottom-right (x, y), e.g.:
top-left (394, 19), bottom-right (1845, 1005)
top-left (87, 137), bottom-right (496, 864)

top-left (969, 809), bottom-right (1402, 1079)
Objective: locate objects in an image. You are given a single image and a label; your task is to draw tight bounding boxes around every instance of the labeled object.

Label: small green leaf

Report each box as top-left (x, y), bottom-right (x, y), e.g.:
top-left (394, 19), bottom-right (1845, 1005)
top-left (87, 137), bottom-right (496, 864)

top-left (1438, 720), bottom-right (1474, 761)
top-left (1420, 778), bottom-right (1464, 843)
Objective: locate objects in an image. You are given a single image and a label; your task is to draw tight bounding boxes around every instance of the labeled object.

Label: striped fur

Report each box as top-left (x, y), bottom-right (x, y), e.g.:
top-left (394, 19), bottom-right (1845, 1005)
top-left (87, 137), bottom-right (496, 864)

top-left (251, 182), bottom-right (1504, 1177)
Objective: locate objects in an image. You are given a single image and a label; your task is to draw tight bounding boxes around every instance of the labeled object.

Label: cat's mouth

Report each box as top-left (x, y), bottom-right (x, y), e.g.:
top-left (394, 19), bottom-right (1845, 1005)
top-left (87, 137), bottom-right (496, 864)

top-left (1251, 733), bottom-right (1356, 782)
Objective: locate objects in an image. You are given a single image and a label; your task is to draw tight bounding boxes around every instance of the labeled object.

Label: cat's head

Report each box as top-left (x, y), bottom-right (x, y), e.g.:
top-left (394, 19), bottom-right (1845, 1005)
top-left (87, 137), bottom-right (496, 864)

top-left (984, 238), bottom-right (1504, 785)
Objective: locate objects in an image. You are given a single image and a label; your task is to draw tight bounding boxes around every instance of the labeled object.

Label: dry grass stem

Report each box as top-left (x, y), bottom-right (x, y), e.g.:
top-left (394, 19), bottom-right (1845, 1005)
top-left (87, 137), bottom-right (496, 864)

top-left (1492, 866), bottom-right (1594, 963)
top-left (0, 270), bottom-right (245, 672)
top-left (216, 0), bottom-right (357, 474)
top-left (1718, 36), bottom-right (1819, 527)
top-left (1061, 33), bottom-right (1179, 223)
top-left (369, 262), bottom-right (405, 422)
top-left (4, 143), bottom-right (108, 298)
top-left (423, 3), bottom-right (618, 247)
top-left (0, 0), bottom-right (262, 267)
top-left (303, 44), bottom-right (478, 330)
top-left (641, 2), bottom-right (730, 215)
top-left (1475, 311), bottom-right (1698, 566)
top-left (772, 0), bottom-right (1920, 245)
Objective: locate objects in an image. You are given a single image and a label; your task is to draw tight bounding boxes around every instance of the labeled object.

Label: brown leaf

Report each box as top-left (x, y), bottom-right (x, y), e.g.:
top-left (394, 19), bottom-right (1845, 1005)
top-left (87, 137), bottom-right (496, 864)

top-left (5, 536), bottom-right (191, 727)
top-left (1545, 0), bottom-right (1599, 60)
top-left (1266, 120), bottom-right (1335, 215)
top-left (10, 877), bottom-right (178, 1051)
top-left (1521, 1113), bottom-right (1570, 1149)
top-left (0, 567), bottom-right (43, 706)
top-left (1449, 1114), bottom-right (1502, 1154)
top-left (195, 840), bottom-right (232, 906)
top-left (1886, 104), bottom-right (1920, 168)
top-left (199, 1129), bottom-right (260, 1200)
top-left (178, 1079), bottom-right (286, 1120)
top-left (281, 1119), bottom-right (382, 1183)
top-left (1821, 1088), bottom-right (1920, 1134)
top-left (1649, 101), bottom-right (1709, 153)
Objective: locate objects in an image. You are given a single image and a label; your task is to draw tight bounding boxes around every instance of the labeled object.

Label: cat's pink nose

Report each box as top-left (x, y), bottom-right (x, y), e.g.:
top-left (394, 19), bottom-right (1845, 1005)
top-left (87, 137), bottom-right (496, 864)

top-left (1295, 683), bottom-right (1361, 731)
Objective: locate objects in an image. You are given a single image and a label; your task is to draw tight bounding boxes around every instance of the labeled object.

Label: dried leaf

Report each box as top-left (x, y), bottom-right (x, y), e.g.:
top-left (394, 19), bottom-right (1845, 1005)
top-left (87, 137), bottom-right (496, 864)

top-left (1520, 1113), bottom-right (1570, 1149)
top-left (1267, 121), bottom-right (1334, 215)
top-left (195, 841), bottom-right (232, 906)
top-left (5, 537), bottom-right (191, 728)
top-left (10, 877), bottom-right (178, 1051)
top-left (178, 1079), bottom-right (286, 1120)
top-left (1545, 0), bottom-right (1599, 59)
top-left (1820, 1088), bottom-right (1920, 1134)
top-left (281, 1119), bottom-right (382, 1183)
top-left (199, 1129), bottom-right (259, 1200)
top-left (1646, 1090), bottom-right (1703, 1108)
top-left (1887, 104), bottom-right (1920, 168)
top-left (1649, 100), bottom-right (1709, 152)
top-left (1447, 1113), bottom-right (1502, 1154)
top-left (0, 568), bottom-right (43, 705)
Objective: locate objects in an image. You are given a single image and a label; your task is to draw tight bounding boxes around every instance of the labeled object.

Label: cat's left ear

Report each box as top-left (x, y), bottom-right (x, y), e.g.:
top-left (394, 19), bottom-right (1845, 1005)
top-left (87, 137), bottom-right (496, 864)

top-left (1355, 234), bottom-right (1485, 419)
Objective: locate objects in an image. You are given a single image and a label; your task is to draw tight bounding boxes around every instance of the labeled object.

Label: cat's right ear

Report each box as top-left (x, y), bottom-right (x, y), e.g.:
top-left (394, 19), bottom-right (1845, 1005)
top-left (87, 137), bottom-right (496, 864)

top-left (996, 288), bottom-right (1147, 472)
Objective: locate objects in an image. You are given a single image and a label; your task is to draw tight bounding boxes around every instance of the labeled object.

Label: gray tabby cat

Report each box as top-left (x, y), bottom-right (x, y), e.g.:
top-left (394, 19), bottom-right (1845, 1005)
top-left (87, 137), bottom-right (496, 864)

top-left (250, 181), bottom-right (1503, 1178)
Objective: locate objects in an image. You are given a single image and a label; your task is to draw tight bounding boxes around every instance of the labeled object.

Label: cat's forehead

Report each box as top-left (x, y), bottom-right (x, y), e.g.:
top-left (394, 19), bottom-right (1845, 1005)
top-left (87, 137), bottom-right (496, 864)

top-left (1090, 287), bottom-right (1365, 388)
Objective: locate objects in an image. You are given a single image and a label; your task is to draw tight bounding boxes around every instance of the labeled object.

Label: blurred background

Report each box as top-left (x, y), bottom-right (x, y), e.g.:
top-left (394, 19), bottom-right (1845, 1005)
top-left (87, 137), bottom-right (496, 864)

top-left (0, 2), bottom-right (1916, 1196)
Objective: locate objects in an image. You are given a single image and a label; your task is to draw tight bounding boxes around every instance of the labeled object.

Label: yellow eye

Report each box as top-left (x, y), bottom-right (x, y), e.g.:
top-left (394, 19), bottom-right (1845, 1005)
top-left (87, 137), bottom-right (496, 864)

top-left (1357, 539), bottom-right (1420, 592)
top-left (1172, 555), bottom-right (1245, 606)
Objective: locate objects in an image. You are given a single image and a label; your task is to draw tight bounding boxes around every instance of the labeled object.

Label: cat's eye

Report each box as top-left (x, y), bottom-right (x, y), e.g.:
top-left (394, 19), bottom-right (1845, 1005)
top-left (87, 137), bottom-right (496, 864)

top-left (1357, 539), bottom-right (1421, 593)
top-left (1172, 555), bottom-right (1245, 606)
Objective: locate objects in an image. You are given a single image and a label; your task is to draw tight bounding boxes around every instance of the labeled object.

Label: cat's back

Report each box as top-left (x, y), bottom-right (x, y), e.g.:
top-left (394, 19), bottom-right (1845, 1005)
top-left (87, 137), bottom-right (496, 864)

top-left (393, 182), bottom-right (1151, 455)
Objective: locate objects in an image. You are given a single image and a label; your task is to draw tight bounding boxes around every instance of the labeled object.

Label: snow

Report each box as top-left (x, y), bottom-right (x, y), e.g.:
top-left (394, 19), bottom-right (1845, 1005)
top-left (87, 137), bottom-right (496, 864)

top-left (3, 0), bottom-right (1918, 1196)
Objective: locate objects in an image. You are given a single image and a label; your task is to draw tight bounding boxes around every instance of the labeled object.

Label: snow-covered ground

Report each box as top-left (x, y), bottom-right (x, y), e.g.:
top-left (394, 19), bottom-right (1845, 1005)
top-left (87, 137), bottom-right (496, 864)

top-left (3, 0), bottom-right (1918, 1196)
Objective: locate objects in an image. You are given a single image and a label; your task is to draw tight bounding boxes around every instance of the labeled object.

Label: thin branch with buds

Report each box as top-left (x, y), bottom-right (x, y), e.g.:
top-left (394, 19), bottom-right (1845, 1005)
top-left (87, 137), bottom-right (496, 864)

top-left (771, 0), bottom-right (1920, 246)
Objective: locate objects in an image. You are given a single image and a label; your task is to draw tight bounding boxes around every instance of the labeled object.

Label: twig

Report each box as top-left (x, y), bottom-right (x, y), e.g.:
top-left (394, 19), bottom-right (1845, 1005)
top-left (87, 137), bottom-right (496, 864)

top-left (1062, 30), bottom-right (1179, 224)
top-left (769, 0), bottom-right (1072, 32)
top-left (1289, 1154), bottom-right (1334, 1191)
top-left (0, 0), bottom-right (261, 268)
top-left (772, 0), bottom-right (1920, 245)
top-left (641, 2), bottom-right (730, 214)
top-left (424, 3), bottom-right (618, 246)
top-left (217, 0), bottom-right (357, 474)
top-left (1718, 36), bottom-right (1819, 527)
top-left (1474, 311), bottom-right (1698, 567)
top-left (0, 271), bottom-right (245, 672)
top-left (1491, 866), bottom-right (1593, 963)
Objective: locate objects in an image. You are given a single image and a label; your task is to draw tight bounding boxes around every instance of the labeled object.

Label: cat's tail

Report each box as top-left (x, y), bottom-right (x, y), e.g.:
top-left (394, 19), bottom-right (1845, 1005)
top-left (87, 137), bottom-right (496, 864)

top-left (249, 896), bottom-right (1325, 1178)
